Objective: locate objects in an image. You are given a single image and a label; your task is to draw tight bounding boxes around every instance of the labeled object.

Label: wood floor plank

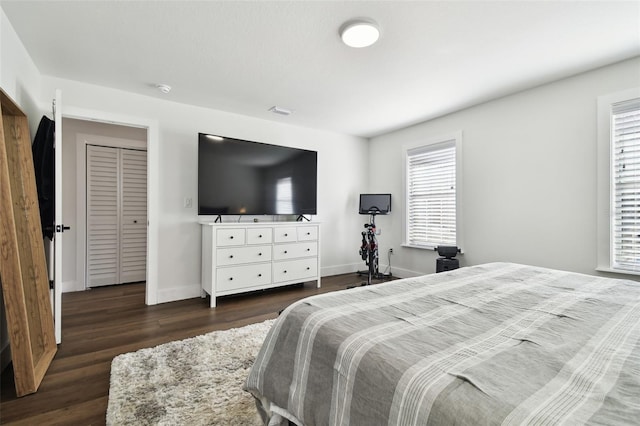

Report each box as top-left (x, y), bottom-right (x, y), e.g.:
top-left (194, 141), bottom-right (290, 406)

top-left (0, 273), bottom-right (380, 425)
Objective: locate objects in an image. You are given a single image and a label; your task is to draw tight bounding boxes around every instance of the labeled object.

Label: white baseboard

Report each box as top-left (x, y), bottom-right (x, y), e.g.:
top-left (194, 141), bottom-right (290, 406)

top-left (59, 282), bottom-right (202, 305)
top-left (156, 283), bottom-right (202, 304)
top-left (320, 263), bottom-right (427, 281)
top-left (156, 264), bottom-right (364, 304)
top-left (62, 280), bottom-right (84, 293)
top-left (142, 264), bottom-right (427, 305)
top-left (379, 264), bottom-right (426, 279)
top-left (321, 263), bottom-right (360, 277)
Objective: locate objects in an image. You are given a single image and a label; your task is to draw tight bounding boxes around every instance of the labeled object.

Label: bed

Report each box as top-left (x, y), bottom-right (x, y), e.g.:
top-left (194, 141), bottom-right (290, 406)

top-left (244, 262), bottom-right (640, 425)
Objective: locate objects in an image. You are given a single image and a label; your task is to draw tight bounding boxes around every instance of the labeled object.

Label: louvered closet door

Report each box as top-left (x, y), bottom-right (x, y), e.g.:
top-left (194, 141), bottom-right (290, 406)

top-left (87, 146), bottom-right (147, 287)
top-left (120, 149), bottom-right (147, 283)
top-left (87, 145), bottom-right (120, 286)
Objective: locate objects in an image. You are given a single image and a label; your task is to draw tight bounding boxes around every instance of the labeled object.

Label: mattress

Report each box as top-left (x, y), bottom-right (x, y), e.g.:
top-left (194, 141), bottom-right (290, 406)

top-left (244, 262), bottom-right (640, 425)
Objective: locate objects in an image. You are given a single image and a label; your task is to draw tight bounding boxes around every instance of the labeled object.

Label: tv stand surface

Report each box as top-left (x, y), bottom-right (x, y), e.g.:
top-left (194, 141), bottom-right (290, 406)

top-left (200, 221), bottom-right (321, 307)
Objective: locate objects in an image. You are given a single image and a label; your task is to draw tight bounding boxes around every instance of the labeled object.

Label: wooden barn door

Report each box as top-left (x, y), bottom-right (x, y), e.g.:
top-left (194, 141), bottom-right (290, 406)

top-left (0, 88), bottom-right (56, 396)
top-left (86, 145), bottom-right (147, 287)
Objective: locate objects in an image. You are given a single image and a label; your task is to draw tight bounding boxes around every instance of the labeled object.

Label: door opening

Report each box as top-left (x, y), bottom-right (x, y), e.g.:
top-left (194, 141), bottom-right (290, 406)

top-left (60, 118), bottom-right (148, 294)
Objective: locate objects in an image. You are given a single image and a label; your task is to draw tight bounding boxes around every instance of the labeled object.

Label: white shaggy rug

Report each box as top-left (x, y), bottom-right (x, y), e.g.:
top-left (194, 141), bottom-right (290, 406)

top-left (106, 319), bottom-right (275, 425)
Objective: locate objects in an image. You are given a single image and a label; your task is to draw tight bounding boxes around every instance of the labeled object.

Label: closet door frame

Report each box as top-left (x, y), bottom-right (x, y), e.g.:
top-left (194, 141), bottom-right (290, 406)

top-left (76, 134), bottom-right (146, 290)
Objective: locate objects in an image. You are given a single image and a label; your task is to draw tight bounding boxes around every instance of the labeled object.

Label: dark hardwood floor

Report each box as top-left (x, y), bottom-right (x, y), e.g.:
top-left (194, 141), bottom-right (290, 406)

top-left (0, 273), bottom-right (381, 425)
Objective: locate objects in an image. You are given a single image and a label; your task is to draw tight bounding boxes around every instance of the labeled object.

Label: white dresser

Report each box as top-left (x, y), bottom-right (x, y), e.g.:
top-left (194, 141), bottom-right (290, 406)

top-left (200, 222), bottom-right (321, 307)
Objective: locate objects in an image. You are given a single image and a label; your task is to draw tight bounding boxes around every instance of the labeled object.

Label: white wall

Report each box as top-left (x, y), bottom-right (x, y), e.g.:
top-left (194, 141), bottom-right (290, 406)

top-left (369, 57), bottom-right (640, 279)
top-left (41, 76), bottom-right (369, 302)
top-left (0, 7), bottom-right (46, 371)
top-left (0, 8), bottom-right (43, 133)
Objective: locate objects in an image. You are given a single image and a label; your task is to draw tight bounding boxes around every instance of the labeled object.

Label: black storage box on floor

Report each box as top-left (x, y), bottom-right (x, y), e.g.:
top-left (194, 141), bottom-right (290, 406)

top-left (436, 258), bottom-right (459, 273)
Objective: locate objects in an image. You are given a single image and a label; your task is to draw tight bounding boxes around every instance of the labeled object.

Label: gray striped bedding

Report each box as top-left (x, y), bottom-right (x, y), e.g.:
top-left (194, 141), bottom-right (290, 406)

top-left (244, 262), bottom-right (640, 425)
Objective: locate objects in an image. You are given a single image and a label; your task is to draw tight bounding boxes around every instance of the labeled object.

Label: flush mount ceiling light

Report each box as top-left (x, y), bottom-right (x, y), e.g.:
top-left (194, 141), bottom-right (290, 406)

top-left (155, 83), bottom-right (171, 94)
top-left (269, 106), bottom-right (292, 116)
top-left (340, 19), bottom-right (380, 48)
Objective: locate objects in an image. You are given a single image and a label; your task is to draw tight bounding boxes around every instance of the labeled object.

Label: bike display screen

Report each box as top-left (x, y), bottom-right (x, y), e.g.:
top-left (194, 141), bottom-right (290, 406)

top-left (359, 194), bottom-right (391, 215)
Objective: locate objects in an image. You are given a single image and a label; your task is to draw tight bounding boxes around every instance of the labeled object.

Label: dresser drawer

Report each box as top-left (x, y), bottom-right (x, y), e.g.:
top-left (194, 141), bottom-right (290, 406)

top-left (272, 242), bottom-right (317, 260)
top-left (247, 228), bottom-right (273, 245)
top-left (273, 258), bottom-right (318, 283)
top-left (216, 228), bottom-right (245, 246)
top-left (297, 226), bottom-right (318, 241)
top-left (216, 264), bottom-right (271, 291)
top-left (216, 246), bottom-right (272, 266)
top-left (274, 227), bottom-right (297, 243)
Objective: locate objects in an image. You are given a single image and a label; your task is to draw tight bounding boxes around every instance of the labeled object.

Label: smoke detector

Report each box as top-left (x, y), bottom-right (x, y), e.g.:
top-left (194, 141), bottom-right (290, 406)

top-left (156, 84), bottom-right (172, 94)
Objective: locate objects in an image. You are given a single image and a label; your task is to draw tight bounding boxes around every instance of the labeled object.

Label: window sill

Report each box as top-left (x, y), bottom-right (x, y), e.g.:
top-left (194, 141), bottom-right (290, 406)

top-left (401, 243), bottom-right (464, 254)
top-left (596, 266), bottom-right (640, 277)
top-left (402, 243), bottom-right (436, 250)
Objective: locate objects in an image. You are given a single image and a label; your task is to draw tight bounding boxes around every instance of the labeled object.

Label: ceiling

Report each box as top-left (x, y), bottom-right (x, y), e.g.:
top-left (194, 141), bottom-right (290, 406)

top-left (2, 1), bottom-right (639, 138)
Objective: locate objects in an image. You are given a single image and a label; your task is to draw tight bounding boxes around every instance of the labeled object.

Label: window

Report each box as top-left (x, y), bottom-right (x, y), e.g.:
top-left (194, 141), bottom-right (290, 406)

top-left (597, 88), bottom-right (640, 275)
top-left (276, 177), bottom-right (293, 214)
top-left (611, 99), bottom-right (640, 272)
top-left (404, 132), bottom-right (462, 249)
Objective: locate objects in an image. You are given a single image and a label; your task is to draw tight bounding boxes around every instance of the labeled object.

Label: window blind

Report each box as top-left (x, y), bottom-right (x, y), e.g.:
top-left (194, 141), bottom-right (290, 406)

top-left (407, 141), bottom-right (456, 247)
top-left (276, 176), bottom-right (294, 214)
top-left (612, 98), bottom-right (640, 272)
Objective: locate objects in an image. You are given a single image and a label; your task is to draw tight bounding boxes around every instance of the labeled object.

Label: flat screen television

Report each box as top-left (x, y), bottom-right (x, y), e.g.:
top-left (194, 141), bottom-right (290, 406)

top-left (359, 193), bottom-right (391, 215)
top-left (198, 133), bottom-right (317, 216)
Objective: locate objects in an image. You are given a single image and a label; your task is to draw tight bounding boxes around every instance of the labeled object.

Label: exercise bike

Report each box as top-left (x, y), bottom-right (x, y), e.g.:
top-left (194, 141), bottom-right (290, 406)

top-left (354, 195), bottom-right (393, 287)
top-left (358, 212), bottom-right (385, 285)
top-left (358, 216), bottom-right (380, 286)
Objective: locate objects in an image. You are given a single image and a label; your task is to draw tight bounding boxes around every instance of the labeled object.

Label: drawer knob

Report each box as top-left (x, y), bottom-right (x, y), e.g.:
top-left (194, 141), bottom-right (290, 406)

top-left (229, 255), bottom-right (234, 258)
top-left (258, 273), bottom-right (262, 277)
top-left (259, 234), bottom-right (262, 238)
top-left (258, 252), bottom-right (262, 256)
top-left (284, 233), bottom-right (288, 237)
top-left (306, 267), bottom-right (310, 270)
top-left (284, 250), bottom-right (288, 254)
top-left (229, 277), bottom-right (233, 281)
top-left (230, 236), bottom-right (234, 239)
top-left (306, 232), bottom-right (310, 235)
top-left (284, 270), bottom-right (287, 274)
top-left (306, 248), bottom-right (310, 251)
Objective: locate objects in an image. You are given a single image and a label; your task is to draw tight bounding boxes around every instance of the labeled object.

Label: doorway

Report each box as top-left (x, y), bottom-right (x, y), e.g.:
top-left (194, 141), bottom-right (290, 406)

top-left (61, 118), bottom-right (148, 292)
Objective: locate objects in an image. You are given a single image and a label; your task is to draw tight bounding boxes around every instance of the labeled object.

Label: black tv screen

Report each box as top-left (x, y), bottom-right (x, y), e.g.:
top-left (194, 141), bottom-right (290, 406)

top-left (198, 133), bottom-right (317, 216)
top-left (359, 193), bottom-right (391, 215)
